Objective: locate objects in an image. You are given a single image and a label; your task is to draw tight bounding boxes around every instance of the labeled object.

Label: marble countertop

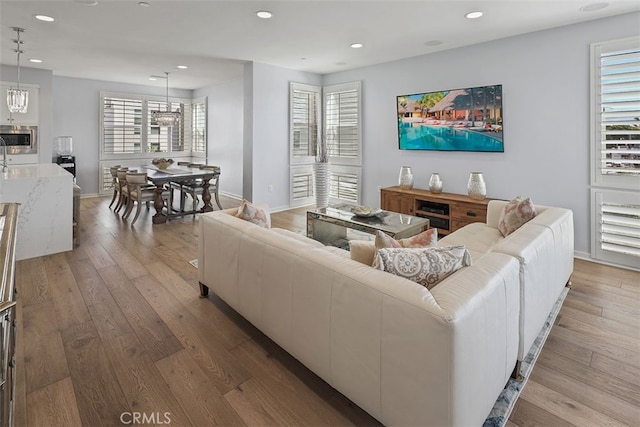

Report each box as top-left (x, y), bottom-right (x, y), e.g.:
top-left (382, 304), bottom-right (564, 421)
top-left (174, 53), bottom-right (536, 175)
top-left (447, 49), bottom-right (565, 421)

top-left (0, 163), bottom-right (71, 180)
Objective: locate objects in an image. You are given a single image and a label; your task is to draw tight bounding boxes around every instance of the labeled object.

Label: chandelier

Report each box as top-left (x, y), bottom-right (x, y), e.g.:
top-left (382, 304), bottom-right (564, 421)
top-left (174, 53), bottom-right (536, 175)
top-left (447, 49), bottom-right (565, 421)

top-left (151, 72), bottom-right (181, 126)
top-left (7, 27), bottom-right (28, 114)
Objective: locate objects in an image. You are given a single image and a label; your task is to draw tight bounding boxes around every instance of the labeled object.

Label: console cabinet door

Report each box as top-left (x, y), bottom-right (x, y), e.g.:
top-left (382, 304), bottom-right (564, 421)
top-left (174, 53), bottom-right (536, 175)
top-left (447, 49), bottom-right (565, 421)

top-left (381, 189), bottom-right (414, 214)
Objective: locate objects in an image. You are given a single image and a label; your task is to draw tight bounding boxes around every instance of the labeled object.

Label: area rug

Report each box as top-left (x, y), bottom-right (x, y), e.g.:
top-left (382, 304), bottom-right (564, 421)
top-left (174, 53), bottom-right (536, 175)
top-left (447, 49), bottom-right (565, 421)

top-left (189, 259), bottom-right (198, 268)
top-left (483, 287), bottom-right (569, 426)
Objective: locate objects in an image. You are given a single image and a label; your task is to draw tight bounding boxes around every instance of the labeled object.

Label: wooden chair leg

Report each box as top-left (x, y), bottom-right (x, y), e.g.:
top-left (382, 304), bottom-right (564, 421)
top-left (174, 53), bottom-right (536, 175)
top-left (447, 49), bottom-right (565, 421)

top-left (123, 199), bottom-right (134, 219)
top-left (109, 189), bottom-right (118, 208)
top-left (131, 201), bottom-right (142, 225)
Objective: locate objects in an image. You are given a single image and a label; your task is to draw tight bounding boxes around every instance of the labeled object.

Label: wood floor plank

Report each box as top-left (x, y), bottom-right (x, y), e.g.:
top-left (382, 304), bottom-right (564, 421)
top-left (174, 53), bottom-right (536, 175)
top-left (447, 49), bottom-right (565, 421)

top-left (101, 331), bottom-right (192, 425)
top-left (95, 232), bottom-right (149, 279)
top-left (558, 305), bottom-right (640, 340)
top-left (131, 273), bottom-right (252, 394)
top-left (556, 315), bottom-right (639, 356)
top-left (26, 377), bottom-right (83, 427)
top-left (60, 321), bottom-right (131, 426)
top-left (224, 378), bottom-right (307, 426)
top-left (42, 253), bottom-right (93, 330)
top-left (591, 352), bottom-right (640, 388)
top-left (22, 301), bottom-right (70, 394)
top-left (68, 259), bottom-right (132, 341)
top-left (518, 380), bottom-right (626, 426)
top-left (230, 338), bottom-right (359, 426)
top-left (155, 349), bottom-right (247, 427)
top-left (536, 348), bottom-right (640, 407)
top-left (16, 257), bottom-right (50, 307)
top-left (542, 330), bottom-right (593, 366)
top-left (509, 398), bottom-right (574, 427)
top-left (529, 362), bottom-right (640, 425)
top-left (97, 264), bottom-right (183, 362)
top-left (146, 259), bottom-right (251, 350)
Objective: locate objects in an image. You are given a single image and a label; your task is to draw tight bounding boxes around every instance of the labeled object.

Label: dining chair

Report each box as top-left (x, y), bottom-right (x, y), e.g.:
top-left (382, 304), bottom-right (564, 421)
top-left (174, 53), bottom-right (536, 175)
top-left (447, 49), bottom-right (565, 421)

top-left (108, 164), bottom-right (121, 209)
top-left (178, 165), bottom-right (222, 217)
top-left (115, 167), bottom-right (130, 213)
top-left (123, 172), bottom-right (170, 225)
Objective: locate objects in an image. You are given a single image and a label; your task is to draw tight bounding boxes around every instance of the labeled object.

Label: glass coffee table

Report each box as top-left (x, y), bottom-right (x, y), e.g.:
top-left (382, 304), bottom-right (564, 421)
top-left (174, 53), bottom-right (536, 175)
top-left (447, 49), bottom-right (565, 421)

top-left (307, 204), bottom-right (430, 248)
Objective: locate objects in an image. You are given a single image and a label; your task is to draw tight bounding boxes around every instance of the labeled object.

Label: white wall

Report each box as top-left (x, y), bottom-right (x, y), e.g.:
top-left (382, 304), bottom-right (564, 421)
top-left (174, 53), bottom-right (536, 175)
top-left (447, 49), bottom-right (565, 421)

top-left (245, 62), bottom-right (322, 210)
top-left (194, 77), bottom-right (244, 198)
top-left (52, 76), bottom-right (192, 195)
top-left (321, 12), bottom-right (640, 256)
top-left (0, 65), bottom-right (53, 163)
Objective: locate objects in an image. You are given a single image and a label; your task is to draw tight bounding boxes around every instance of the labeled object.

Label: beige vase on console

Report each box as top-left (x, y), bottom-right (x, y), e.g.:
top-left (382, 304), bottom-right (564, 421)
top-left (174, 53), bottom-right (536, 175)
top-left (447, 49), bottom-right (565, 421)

top-left (467, 172), bottom-right (487, 200)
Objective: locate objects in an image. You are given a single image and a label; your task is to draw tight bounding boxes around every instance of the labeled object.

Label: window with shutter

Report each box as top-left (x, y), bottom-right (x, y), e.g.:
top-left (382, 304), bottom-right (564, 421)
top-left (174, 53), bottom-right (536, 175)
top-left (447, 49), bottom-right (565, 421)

top-left (99, 92), bottom-right (207, 193)
top-left (590, 37), bottom-right (640, 270)
top-left (290, 165), bottom-right (315, 206)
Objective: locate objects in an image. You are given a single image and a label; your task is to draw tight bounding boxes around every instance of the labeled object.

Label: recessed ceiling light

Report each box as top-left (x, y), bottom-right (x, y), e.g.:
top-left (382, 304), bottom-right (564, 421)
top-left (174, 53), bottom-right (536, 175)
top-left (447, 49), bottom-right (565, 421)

top-left (29, 59), bottom-right (43, 63)
top-left (300, 57), bottom-right (307, 61)
top-left (34, 14), bottom-right (55, 22)
top-left (424, 40), bottom-right (443, 47)
top-left (465, 11), bottom-right (484, 19)
top-left (149, 77), bottom-right (157, 81)
top-left (138, 2), bottom-right (150, 7)
top-left (176, 65), bottom-right (188, 69)
top-left (350, 43), bottom-right (364, 49)
top-left (579, 2), bottom-right (609, 12)
top-left (256, 10), bottom-right (272, 19)
top-left (74, 0), bottom-right (98, 5)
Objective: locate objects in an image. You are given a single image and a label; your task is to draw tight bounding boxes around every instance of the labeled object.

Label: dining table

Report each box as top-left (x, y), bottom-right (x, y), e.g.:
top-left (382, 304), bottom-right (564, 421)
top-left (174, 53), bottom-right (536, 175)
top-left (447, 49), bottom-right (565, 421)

top-left (134, 164), bottom-right (218, 224)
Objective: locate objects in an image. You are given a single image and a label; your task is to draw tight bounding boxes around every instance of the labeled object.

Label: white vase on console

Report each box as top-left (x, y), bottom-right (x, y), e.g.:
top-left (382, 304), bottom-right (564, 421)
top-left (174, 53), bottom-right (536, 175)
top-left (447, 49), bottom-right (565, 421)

top-left (429, 173), bottom-right (443, 193)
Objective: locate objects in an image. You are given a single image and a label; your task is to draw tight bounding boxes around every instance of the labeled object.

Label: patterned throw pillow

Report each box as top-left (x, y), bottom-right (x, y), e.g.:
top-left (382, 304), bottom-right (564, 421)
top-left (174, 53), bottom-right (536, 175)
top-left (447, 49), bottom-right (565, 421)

top-left (374, 228), bottom-right (438, 249)
top-left (373, 245), bottom-right (472, 289)
top-left (236, 199), bottom-right (271, 228)
top-left (498, 196), bottom-right (536, 236)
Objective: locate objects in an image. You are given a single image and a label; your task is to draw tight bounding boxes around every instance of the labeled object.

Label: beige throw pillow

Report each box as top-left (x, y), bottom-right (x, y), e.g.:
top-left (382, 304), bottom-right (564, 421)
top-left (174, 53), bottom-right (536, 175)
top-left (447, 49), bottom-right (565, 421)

top-left (236, 199), bottom-right (271, 228)
top-left (373, 245), bottom-right (472, 289)
top-left (349, 228), bottom-right (438, 266)
top-left (498, 196), bottom-right (536, 236)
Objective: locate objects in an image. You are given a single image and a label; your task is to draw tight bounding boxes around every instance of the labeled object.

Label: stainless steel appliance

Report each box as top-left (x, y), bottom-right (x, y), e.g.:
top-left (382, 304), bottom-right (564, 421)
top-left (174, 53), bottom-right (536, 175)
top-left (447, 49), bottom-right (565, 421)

top-left (0, 125), bottom-right (38, 155)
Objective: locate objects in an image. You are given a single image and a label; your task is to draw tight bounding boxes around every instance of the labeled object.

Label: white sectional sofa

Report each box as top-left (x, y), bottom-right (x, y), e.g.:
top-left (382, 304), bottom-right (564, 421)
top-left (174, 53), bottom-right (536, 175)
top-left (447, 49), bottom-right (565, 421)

top-left (199, 208), bottom-right (520, 426)
top-left (438, 200), bottom-right (574, 376)
top-left (197, 199), bottom-right (573, 425)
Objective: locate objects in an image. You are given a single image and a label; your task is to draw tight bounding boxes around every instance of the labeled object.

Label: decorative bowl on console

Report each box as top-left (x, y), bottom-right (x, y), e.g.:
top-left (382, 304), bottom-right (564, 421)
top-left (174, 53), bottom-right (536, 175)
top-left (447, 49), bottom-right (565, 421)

top-left (152, 158), bottom-right (174, 170)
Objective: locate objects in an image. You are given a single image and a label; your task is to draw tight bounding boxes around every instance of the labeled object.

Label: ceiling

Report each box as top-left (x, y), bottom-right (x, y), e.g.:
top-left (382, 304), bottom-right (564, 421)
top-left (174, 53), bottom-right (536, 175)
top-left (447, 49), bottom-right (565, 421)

top-left (0, 1), bottom-right (639, 90)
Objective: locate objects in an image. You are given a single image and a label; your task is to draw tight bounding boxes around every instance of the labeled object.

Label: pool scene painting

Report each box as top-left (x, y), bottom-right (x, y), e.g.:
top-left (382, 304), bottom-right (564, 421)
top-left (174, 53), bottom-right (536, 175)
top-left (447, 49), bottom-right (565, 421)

top-left (397, 84), bottom-right (504, 152)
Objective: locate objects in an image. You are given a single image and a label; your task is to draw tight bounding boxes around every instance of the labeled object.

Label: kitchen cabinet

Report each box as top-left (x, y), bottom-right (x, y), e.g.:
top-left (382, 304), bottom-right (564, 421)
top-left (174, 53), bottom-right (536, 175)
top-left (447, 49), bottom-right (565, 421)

top-left (0, 83), bottom-right (39, 125)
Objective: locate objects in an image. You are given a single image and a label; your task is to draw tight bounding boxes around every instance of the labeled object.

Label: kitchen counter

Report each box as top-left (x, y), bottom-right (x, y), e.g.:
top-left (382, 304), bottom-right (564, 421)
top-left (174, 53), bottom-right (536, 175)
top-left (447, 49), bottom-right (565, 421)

top-left (0, 163), bottom-right (73, 260)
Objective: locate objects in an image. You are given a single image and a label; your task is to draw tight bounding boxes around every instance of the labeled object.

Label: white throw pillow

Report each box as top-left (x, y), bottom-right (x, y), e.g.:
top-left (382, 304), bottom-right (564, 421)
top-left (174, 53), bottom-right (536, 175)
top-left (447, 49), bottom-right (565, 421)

top-left (373, 245), bottom-right (472, 289)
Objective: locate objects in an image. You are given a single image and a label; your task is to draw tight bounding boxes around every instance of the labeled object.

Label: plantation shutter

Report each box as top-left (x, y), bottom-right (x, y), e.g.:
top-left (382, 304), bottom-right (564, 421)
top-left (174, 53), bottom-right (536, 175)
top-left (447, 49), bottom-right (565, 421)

top-left (592, 37), bottom-right (640, 188)
top-left (329, 165), bottom-right (360, 204)
top-left (590, 37), bottom-right (640, 270)
top-left (325, 81), bottom-right (362, 205)
top-left (192, 99), bottom-right (207, 153)
top-left (102, 96), bottom-right (143, 154)
top-left (290, 165), bottom-right (314, 206)
top-left (324, 82), bottom-right (361, 165)
top-left (290, 83), bottom-right (320, 164)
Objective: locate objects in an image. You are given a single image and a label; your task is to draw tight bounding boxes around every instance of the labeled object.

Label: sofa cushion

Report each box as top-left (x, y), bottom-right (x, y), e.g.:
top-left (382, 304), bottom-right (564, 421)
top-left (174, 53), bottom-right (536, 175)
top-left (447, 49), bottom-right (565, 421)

top-left (375, 228), bottom-right (438, 249)
top-left (236, 199), bottom-right (271, 228)
top-left (271, 228), bottom-right (325, 248)
top-left (372, 245), bottom-right (472, 289)
top-left (438, 222), bottom-right (503, 261)
top-left (498, 196), bottom-right (536, 236)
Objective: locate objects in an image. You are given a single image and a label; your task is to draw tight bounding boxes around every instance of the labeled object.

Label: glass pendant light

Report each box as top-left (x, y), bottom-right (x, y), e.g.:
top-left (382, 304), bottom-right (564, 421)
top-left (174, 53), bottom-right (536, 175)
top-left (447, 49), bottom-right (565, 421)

top-left (152, 72), bottom-right (180, 126)
top-left (7, 27), bottom-right (28, 114)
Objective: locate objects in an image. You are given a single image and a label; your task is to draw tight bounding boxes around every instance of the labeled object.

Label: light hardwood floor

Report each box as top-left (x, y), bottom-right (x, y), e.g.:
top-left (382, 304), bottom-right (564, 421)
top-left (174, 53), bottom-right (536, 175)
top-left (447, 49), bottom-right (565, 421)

top-left (14, 195), bottom-right (640, 426)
